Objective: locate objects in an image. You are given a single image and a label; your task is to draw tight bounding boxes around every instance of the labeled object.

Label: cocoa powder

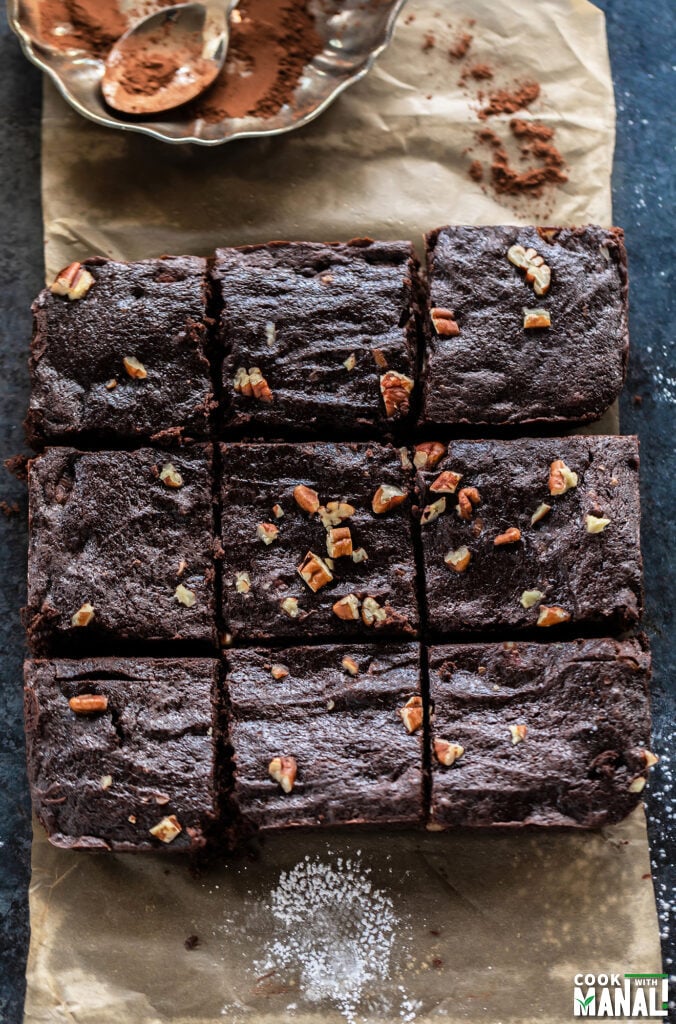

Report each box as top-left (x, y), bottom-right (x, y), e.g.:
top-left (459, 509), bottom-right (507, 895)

top-left (30, 0), bottom-right (323, 121)
top-left (478, 80), bottom-right (540, 119)
top-left (472, 121), bottom-right (568, 198)
top-left (448, 31), bottom-right (473, 60)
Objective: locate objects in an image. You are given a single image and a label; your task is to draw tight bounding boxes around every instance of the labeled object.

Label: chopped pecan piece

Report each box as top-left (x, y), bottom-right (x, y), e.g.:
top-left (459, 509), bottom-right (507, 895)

top-left (536, 605), bottom-right (571, 627)
top-left (235, 571), bottom-right (251, 594)
top-left (421, 497), bottom-right (446, 524)
top-left (548, 459), bottom-right (578, 495)
top-left (297, 551), bottom-right (334, 592)
top-left (269, 756), bottom-right (297, 793)
top-left (398, 695), bottom-right (423, 734)
top-left (509, 724), bottom-right (528, 745)
top-left (372, 484), bottom-right (406, 515)
top-left (413, 442), bottom-right (446, 469)
top-left (523, 307), bottom-right (551, 329)
top-left (123, 356), bottom-right (147, 379)
top-left (280, 597), bottom-right (300, 618)
top-left (520, 589), bottom-right (544, 609)
top-left (494, 527), bottom-right (521, 546)
top-left (233, 367), bottom-right (273, 403)
top-left (430, 470), bottom-right (462, 494)
top-left (531, 502), bottom-right (552, 525)
top-left (270, 664), bottom-right (289, 680)
top-left (628, 776), bottom-right (646, 794)
top-left (257, 522), bottom-right (279, 545)
top-left (455, 486), bottom-right (481, 520)
top-left (332, 594), bottom-right (361, 620)
top-left (69, 694), bottom-right (108, 714)
top-left (159, 463), bottom-right (183, 489)
top-left (149, 815), bottom-right (182, 843)
top-left (430, 307), bottom-right (460, 336)
top-left (434, 739), bottom-right (464, 766)
top-left (342, 656), bottom-right (359, 676)
top-left (326, 526), bottom-right (353, 559)
top-left (380, 371), bottom-right (414, 417)
top-left (293, 484), bottom-right (320, 515)
top-left (352, 547), bottom-right (368, 563)
top-left (318, 501), bottom-right (355, 528)
top-left (343, 352), bottom-right (356, 371)
top-left (71, 602), bottom-right (94, 627)
top-left (585, 514), bottom-right (611, 533)
top-left (444, 546), bottom-right (471, 572)
top-left (174, 584), bottom-right (196, 607)
top-left (361, 596), bottom-right (387, 626)
top-left (49, 261), bottom-right (95, 300)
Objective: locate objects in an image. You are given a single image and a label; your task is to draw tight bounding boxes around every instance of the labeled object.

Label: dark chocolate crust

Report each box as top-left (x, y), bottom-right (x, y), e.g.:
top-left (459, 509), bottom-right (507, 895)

top-left (27, 256), bottom-right (212, 445)
top-left (25, 446), bottom-right (217, 651)
top-left (24, 658), bottom-right (220, 852)
top-left (220, 441), bottom-right (419, 640)
top-left (417, 435), bottom-right (642, 636)
top-left (213, 239), bottom-right (420, 434)
top-left (226, 644), bottom-right (423, 831)
top-left (428, 637), bottom-right (652, 828)
top-left (421, 225), bottom-right (629, 425)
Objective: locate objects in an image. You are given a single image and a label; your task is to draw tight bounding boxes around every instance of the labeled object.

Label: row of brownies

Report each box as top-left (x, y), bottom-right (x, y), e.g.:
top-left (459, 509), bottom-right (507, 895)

top-left (27, 225), bottom-right (628, 444)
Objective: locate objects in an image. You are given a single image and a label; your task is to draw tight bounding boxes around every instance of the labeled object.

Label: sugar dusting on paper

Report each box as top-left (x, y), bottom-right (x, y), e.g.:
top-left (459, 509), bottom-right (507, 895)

top-left (249, 854), bottom-right (419, 1023)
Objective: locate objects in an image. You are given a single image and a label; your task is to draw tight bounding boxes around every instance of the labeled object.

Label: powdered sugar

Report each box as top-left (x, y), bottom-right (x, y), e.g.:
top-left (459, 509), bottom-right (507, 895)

top-left (252, 853), bottom-right (415, 1023)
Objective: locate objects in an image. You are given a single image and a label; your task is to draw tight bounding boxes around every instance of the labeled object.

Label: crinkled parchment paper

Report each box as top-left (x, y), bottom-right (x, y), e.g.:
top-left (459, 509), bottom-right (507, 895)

top-left (25, 1), bottom-right (661, 1021)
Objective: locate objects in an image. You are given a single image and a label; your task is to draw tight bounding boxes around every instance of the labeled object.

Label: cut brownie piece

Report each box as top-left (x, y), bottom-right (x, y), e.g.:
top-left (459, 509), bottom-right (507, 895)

top-left (421, 225), bottom-right (628, 425)
top-left (24, 658), bottom-right (220, 851)
top-left (417, 435), bottom-right (641, 636)
top-left (428, 637), bottom-right (653, 828)
top-left (227, 644), bottom-right (423, 832)
top-left (220, 442), bottom-right (418, 641)
top-left (27, 256), bottom-right (212, 445)
top-left (213, 239), bottom-right (420, 434)
top-left (25, 446), bottom-right (217, 651)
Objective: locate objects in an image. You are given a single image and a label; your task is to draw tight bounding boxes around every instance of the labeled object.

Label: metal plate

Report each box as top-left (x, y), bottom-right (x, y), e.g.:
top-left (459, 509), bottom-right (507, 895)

top-left (8, 0), bottom-right (407, 146)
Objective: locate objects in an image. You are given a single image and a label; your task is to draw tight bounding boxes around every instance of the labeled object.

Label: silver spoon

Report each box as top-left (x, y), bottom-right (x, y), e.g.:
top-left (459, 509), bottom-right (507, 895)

top-left (102, 1), bottom-right (240, 116)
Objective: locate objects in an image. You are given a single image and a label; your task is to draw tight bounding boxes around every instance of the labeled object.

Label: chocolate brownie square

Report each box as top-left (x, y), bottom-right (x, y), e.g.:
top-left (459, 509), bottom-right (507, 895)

top-left (227, 644), bottom-right (423, 831)
top-left (24, 658), bottom-right (220, 851)
top-left (27, 256), bottom-right (212, 445)
top-left (417, 435), bottom-right (641, 636)
top-left (25, 446), bottom-right (217, 651)
top-left (212, 239), bottom-right (420, 434)
top-left (220, 442), bottom-right (418, 641)
top-left (421, 225), bottom-right (628, 425)
top-left (428, 637), bottom-right (653, 828)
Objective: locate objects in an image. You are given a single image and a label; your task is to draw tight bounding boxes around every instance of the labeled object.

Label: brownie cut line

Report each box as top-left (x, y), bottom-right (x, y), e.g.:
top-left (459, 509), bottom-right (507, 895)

top-left (26, 255), bottom-right (213, 445)
top-left (421, 225), bottom-right (629, 426)
top-left (428, 637), bottom-right (652, 829)
top-left (213, 239), bottom-right (420, 434)
top-left (220, 441), bottom-right (419, 641)
top-left (417, 434), bottom-right (642, 637)
top-left (25, 445), bottom-right (217, 651)
top-left (24, 658), bottom-right (220, 852)
top-left (226, 644), bottom-right (424, 832)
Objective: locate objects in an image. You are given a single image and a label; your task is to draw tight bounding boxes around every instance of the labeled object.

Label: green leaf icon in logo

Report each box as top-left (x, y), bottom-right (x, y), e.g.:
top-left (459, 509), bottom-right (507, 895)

top-left (576, 996), bottom-right (595, 1008)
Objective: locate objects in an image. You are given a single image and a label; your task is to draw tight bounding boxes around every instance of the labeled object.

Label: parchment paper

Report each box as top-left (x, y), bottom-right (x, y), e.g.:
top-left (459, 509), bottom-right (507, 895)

top-left (25, 1), bottom-right (661, 1021)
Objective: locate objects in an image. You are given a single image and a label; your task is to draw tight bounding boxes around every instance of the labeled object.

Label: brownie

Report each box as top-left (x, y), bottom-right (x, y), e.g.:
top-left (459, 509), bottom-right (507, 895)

top-left (220, 442), bottom-right (418, 641)
top-left (24, 658), bottom-right (220, 852)
top-left (428, 637), bottom-right (653, 829)
top-left (26, 256), bottom-right (212, 445)
top-left (212, 239), bottom-right (420, 434)
top-left (417, 435), bottom-right (642, 636)
top-left (421, 225), bottom-right (629, 425)
top-left (25, 446), bottom-right (217, 651)
top-left (226, 644), bottom-right (424, 831)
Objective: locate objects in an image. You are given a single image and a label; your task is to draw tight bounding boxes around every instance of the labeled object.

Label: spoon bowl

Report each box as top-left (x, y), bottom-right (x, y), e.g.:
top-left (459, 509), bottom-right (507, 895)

top-left (102, 2), bottom-right (234, 116)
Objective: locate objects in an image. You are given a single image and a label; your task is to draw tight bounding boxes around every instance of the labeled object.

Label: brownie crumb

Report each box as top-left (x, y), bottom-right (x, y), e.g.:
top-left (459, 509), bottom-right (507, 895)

top-left (184, 934), bottom-right (201, 950)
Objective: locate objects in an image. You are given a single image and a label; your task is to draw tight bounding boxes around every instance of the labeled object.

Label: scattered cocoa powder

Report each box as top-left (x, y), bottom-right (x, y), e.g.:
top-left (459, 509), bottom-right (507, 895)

top-left (33, 0), bottom-right (131, 56)
top-left (448, 31), bottom-right (473, 59)
top-left (117, 49), bottom-right (184, 97)
top-left (422, 33), bottom-right (435, 52)
top-left (473, 120), bottom-right (568, 198)
top-left (468, 159), bottom-right (484, 183)
top-left (478, 80), bottom-right (540, 119)
top-left (463, 63), bottom-right (494, 81)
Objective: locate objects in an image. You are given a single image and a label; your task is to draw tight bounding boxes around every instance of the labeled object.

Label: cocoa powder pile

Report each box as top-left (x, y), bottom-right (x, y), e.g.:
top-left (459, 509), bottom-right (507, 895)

top-left (31, 0), bottom-right (323, 121)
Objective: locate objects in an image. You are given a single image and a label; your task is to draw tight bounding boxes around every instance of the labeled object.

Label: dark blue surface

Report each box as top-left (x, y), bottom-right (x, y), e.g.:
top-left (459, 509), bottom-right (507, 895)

top-left (0, 2), bottom-right (674, 1020)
